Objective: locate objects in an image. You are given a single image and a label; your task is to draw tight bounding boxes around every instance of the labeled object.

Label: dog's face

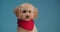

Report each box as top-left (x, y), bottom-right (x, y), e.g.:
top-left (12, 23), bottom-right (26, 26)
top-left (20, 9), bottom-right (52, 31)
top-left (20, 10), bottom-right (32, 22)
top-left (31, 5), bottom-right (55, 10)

top-left (14, 3), bottom-right (38, 21)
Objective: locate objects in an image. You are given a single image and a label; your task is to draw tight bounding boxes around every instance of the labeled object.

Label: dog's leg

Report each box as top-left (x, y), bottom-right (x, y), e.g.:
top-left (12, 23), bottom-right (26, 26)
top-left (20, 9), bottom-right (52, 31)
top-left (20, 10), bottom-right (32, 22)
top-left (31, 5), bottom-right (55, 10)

top-left (17, 27), bottom-right (32, 32)
top-left (32, 25), bottom-right (38, 32)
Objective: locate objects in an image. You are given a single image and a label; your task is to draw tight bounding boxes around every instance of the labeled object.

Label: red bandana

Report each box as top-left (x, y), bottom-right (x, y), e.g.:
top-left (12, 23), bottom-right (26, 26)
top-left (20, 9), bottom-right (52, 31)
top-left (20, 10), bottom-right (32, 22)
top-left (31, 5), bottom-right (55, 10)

top-left (17, 19), bottom-right (34, 31)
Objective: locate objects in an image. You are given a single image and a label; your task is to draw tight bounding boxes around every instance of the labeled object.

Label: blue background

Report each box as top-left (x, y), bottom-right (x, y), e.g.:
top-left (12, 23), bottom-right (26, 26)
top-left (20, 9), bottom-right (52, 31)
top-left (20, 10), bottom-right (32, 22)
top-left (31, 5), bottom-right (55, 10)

top-left (0, 0), bottom-right (60, 32)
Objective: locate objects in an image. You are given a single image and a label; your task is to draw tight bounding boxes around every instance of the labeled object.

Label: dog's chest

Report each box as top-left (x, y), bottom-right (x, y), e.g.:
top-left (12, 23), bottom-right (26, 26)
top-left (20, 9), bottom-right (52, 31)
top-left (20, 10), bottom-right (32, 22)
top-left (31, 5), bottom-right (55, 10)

top-left (17, 19), bottom-right (34, 31)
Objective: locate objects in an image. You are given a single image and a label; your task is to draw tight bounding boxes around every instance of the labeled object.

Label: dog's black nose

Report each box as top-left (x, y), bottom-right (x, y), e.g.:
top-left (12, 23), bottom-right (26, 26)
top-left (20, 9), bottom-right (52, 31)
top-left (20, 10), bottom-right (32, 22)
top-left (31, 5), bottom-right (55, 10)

top-left (26, 15), bottom-right (29, 19)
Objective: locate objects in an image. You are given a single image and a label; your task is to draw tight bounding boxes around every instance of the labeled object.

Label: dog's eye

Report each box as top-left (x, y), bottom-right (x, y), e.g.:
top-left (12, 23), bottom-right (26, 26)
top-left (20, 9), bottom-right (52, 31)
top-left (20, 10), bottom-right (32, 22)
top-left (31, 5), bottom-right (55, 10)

top-left (29, 11), bottom-right (31, 13)
top-left (23, 10), bottom-right (26, 13)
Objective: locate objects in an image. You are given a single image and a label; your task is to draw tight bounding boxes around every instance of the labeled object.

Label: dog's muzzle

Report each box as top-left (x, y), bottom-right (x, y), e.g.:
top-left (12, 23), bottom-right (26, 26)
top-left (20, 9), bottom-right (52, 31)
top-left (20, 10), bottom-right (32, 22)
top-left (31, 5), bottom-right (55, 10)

top-left (26, 15), bottom-right (29, 19)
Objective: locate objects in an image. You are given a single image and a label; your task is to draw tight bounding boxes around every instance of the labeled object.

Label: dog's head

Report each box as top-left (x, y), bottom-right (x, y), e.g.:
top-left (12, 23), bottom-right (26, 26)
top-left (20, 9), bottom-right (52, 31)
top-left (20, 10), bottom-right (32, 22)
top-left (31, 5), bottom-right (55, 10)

top-left (14, 3), bottom-right (38, 21)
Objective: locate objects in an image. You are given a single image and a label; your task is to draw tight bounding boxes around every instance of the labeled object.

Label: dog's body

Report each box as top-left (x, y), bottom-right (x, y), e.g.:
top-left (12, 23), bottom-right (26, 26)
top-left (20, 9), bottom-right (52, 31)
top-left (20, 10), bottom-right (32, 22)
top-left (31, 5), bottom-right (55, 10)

top-left (17, 25), bottom-right (37, 32)
top-left (14, 3), bottom-right (38, 32)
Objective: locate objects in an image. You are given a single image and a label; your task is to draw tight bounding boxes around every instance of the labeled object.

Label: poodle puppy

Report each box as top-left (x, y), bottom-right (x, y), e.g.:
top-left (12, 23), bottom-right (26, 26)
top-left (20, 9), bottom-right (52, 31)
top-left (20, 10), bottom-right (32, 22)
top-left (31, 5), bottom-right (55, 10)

top-left (14, 3), bottom-right (38, 32)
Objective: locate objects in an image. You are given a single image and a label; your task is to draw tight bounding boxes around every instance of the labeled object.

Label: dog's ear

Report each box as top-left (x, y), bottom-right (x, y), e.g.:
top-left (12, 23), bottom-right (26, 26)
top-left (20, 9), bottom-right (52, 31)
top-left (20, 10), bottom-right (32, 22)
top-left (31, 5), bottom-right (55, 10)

top-left (14, 7), bottom-right (21, 19)
top-left (33, 7), bottom-right (38, 19)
